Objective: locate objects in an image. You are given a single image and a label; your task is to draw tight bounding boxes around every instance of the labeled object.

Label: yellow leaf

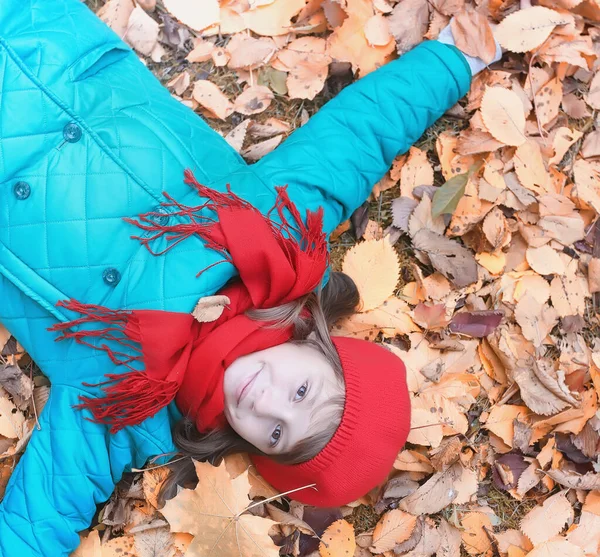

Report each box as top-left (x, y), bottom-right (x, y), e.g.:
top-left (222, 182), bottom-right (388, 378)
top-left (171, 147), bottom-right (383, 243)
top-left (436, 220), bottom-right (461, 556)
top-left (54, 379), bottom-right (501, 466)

top-left (341, 239), bottom-right (400, 311)
top-left (461, 512), bottom-right (493, 556)
top-left (495, 6), bottom-right (571, 53)
top-left (319, 519), bottom-right (356, 557)
top-left (520, 492), bottom-right (574, 546)
top-left (484, 405), bottom-right (530, 447)
top-left (525, 539), bottom-right (585, 557)
top-left (160, 460), bottom-right (279, 557)
top-left (481, 86), bottom-right (527, 146)
top-left (370, 509), bottom-right (417, 554)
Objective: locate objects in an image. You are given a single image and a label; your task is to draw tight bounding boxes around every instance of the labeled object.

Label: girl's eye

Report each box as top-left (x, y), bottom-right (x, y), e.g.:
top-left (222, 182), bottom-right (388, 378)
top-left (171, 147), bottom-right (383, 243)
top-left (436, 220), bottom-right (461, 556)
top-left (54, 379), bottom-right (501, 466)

top-left (295, 382), bottom-right (308, 401)
top-left (270, 425), bottom-right (282, 447)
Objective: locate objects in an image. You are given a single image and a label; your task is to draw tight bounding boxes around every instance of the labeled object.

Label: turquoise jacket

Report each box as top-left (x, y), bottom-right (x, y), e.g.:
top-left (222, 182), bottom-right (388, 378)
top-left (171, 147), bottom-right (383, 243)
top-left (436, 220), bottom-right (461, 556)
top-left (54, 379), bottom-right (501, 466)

top-left (0, 1), bottom-right (471, 554)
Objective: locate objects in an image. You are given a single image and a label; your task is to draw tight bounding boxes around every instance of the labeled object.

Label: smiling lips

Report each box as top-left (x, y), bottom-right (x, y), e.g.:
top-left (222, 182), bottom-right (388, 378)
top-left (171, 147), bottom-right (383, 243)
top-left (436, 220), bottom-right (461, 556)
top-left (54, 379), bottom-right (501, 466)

top-left (236, 369), bottom-right (260, 407)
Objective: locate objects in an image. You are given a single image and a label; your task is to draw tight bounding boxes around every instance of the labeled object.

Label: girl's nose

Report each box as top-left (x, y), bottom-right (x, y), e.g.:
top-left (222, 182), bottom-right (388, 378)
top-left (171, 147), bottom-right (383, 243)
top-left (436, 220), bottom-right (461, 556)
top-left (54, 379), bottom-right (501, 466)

top-left (253, 387), bottom-right (291, 421)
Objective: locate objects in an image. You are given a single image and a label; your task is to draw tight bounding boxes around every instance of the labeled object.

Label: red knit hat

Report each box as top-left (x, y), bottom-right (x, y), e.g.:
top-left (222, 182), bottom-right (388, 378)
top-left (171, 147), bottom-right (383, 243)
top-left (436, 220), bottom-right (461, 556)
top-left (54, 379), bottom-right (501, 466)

top-left (252, 336), bottom-right (411, 507)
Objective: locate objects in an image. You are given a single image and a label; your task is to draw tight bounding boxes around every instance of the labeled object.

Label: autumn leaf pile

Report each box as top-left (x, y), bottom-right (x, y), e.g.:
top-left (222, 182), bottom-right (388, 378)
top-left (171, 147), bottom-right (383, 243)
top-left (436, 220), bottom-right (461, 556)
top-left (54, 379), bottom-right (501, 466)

top-left (1, 0), bottom-right (600, 556)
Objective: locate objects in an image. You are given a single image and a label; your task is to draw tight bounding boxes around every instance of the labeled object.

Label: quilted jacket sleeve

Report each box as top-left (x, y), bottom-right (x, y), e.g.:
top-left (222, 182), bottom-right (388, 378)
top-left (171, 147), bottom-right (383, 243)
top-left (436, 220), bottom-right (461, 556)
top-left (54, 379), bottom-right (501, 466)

top-left (0, 382), bottom-right (178, 557)
top-left (254, 41), bottom-right (472, 235)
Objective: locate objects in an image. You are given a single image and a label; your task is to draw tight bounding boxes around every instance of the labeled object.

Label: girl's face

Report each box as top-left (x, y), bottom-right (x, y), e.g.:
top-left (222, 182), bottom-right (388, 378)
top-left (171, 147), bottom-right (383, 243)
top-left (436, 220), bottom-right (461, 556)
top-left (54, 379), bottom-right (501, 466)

top-left (223, 342), bottom-right (342, 455)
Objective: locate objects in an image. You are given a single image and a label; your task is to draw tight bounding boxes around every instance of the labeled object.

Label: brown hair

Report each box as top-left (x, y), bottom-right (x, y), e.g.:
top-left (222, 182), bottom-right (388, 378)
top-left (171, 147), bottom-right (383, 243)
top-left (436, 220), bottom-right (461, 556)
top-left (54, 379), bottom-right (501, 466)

top-left (156, 271), bottom-right (360, 507)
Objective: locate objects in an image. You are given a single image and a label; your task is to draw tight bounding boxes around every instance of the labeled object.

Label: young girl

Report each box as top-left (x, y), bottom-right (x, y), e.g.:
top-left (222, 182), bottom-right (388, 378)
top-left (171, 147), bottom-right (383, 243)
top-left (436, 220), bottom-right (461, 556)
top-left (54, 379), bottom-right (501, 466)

top-left (0, 0), bottom-right (506, 554)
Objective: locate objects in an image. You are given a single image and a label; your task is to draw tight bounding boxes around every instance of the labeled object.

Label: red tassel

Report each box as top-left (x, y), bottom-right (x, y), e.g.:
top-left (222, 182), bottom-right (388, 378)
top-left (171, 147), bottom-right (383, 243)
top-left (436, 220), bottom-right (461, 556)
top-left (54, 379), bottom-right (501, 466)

top-left (74, 371), bottom-right (179, 434)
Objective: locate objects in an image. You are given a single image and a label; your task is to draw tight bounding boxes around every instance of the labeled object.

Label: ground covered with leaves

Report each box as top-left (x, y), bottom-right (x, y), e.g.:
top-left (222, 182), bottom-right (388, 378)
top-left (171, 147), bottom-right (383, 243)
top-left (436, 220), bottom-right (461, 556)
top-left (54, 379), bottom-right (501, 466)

top-left (1, 0), bottom-right (600, 556)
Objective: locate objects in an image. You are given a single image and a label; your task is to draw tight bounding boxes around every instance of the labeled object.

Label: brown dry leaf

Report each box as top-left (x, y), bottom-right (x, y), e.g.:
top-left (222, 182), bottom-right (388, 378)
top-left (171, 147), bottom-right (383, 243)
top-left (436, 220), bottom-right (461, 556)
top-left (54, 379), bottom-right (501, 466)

top-left (192, 80), bottom-right (234, 120)
top-left (226, 34), bottom-right (276, 69)
top-left (221, 0), bottom-right (306, 36)
top-left (481, 87), bottom-right (527, 147)
top-left (276, 37), bottom-right (332, 100)
top-left (545, 469), bottom-right (600, 490)
top-left (399, 462), bottom-right (462, 515)
top-left (388, 0), bottom-right (430, 55)
top-left (483, 207), bottom-right (509, 250)
top-left (484, 405), bottom-right (530, 447)
top-left (438, 519), bottom-right (462, 557)
top-left (514, 140), bottom-right (550, 194)
top-left (319, 519), bottom-right (356, 557)
top-left (332, 297), bottom-right (419, 341)
top-left (586, 70), bottom-right (600, 110)
top-left (370, 509), bottom-right (417, 554)
top-left (536, 77), bottom-right (562, 128)
top-left (520, 491), bottom-right (574, 545)
top-left (412, 229), bottom-right (478, 289)
top-left (550, 267), bottom-right (589, 317)
top-left (186, 39), bottom-right (216, 63)
top-left (160, 460), bottom-right (278, 556)
top-left (341, 239), bottom-right (400, 311)
top-left (451, 9), bottom-right (497, 64)
top-left (401, 147), bottom-right (434, 199)
top-left (495, 6), bottom-right (571, 53)
top-left (0, 391), bottom-right (25, 439)
top-left (225, 119), bottom-right (252, 153)
top-left (513, 361), bottom-right (577, 416)
top-left (192, 295), bottom-right (231, 323)
top-left (124, 5), bottom-right (159, 56)
top-left (525, 539), bottom-right (585, 557)
top-left (364, 13), bottom-right (392, 46)
top-left (408, 195), bottom-right (446, 238)
top-left (550, 127), bottom-right (583, 167)
top-left (142, 467), bottom-right (171, 510)
top-left (233, 85), bottom-right (274, 115)
top-left (565, 491), bottom-right (600, 554)
top-left (461, 512), bottom-right (493, 557)
top-left (514, 293), bottom-right (558, 347)
top-left (167, 71), bottom-right (191, 97)
top-left (525, 245), bottom-right (566, 276)
top-left (241, 135), bottom-right (283, 161)
top-left (394, 450), bottom-right (434, 473)
top-left (266, 504), bottom-right (315, 536)
top-left (327, 0), bottom-right (395, 75)
top-left (73, 530), bottom-right (102, 556)
top-left (163, 0), bottom-right (219, 31)
top-left (573, 159), bottom-right (600, 213)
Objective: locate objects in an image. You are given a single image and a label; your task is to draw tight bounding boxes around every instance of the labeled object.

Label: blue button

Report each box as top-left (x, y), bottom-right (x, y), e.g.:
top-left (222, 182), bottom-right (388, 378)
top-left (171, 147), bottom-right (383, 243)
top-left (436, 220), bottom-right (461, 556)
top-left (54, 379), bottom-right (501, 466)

top-left (154, 206), bottom-right (169, 226)
top-left (102, 268), bottom-right (121, 286)
top-left (13, 181), bottom-right (31, 200)
top-left (63, 122), bottom-right (82, 143)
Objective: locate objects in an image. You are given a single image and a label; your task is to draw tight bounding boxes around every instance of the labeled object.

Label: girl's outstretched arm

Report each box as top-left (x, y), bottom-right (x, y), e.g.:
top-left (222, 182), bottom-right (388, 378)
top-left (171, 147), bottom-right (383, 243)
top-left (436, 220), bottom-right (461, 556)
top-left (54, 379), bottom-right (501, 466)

top-left (0, 384), bottom-right (176, 557)
top-left (253, 40), bottom-right (472, 235)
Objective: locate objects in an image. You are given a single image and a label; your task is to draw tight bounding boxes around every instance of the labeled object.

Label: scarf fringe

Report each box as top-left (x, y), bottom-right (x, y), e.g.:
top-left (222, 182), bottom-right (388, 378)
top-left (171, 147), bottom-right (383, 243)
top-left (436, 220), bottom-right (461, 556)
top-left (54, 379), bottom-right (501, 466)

top-left (74, 372), bottom-right (179, 434)
top-left (123, 169), bottom-right (328, 278)
top-left (47, 299), bottom-right (178, 433)
top-left (47, 170), bottom-right (328, 433)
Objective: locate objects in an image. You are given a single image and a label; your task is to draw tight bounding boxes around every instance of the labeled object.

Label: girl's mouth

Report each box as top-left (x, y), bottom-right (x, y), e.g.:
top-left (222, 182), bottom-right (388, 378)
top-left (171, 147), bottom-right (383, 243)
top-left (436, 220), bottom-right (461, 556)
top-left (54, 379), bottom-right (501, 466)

top-left (236, 368), bottom-right (260, 407)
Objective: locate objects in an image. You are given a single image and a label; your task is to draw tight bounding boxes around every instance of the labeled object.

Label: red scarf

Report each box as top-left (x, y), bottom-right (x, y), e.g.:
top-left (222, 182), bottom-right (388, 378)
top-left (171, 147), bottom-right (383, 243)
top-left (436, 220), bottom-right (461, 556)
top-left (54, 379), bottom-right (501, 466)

top-left (48, 170), bottom-right (329, 434)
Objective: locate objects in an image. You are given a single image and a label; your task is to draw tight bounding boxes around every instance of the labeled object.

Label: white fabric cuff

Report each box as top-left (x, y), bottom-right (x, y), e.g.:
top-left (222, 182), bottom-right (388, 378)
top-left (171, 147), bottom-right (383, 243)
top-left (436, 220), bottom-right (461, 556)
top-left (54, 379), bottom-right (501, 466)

top-left (436, 23), bottom-right (503, 77)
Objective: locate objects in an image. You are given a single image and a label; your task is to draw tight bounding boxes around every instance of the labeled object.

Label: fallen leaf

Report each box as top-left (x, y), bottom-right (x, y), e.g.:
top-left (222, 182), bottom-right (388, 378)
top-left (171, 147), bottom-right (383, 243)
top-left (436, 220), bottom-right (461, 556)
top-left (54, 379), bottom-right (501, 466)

top-left (545, 469), bottom-right (600, 490)
top-left (125, 5), bottom-right (159, 56)
top-left (163, 0), bottom-right (220, 31)
top-left (438, 519), bottom-right (462, 557)
top-left (233, 85), bottom-right (274, 115)
top-left (525, 245), bottom-right (566, 276)
top-left (192, 295), bottom-right (231, 323)
top-left (448, 310), bottom-right (504, 338)
top-left (226, 34), bottom-right (276, 69)
top-left (388, 0), bottom-right (430, 54)
top-left (484, 405), bottom-right (530, 447)
top-left (370, 509), bottom-right (417, 554)
top-left (461, 512), bottom-right (493, 556)
top-left (432, 173), bottom-right (469, 218)
top-left (520, 491), bottom-right (574, 545)
top-left (525, 539), bottom-right (585, 557)
top-left (241, 135), bottom-right (283, 161)
top-left (481, 87), bottom-right (527, 147)
top-left (495, 6), bottom-right (571, 53)
top-left (341, 239), bottom-right (400, 311)
top-left (399, 462), bottom-right (461, 515)
top-left (412, 229), bottom-right (478, 288)
top-left (192, 80), bottom-right (234, 120)
top-left (401, 147), bottom-right (434, 199)
top-left (160, 460), bottom-right (279, 556)
top-left (451, 9), bottom-right (497, 64)
top-left (364, 13), bottom-right (392, 46)
top-left (319, 519), bottom-right (356, 557)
